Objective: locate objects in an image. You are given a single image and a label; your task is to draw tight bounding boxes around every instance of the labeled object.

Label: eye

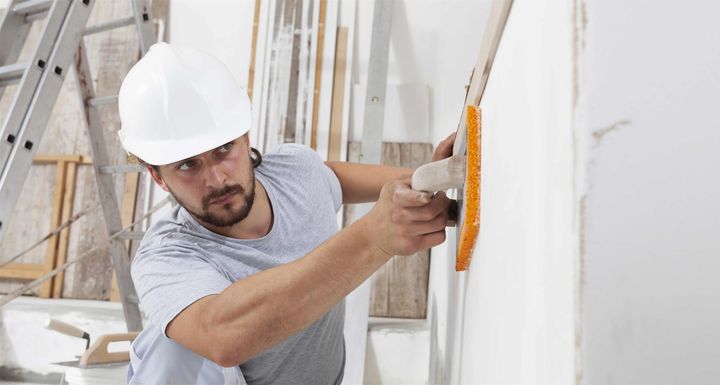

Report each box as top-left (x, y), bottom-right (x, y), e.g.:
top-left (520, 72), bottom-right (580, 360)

top-left (218, 142), bottom-right (234, 153)
top-left (177, 159), bottom-right (197, 171)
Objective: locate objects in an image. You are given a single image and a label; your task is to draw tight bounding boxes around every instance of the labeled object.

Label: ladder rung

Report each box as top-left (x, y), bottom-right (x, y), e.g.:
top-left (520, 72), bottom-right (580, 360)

top-left (88, 95), bottom-right (118, 107)
top-left (116, 231), bottom-right (145, 240)
top-left (13, 0), bottom-right (52, 17)
top-left (100, 164), bottom-right (146, 174)
top-left (84, 16), bottom-right (135, 36)
top-left (0, 63), bottom-right (28, 86)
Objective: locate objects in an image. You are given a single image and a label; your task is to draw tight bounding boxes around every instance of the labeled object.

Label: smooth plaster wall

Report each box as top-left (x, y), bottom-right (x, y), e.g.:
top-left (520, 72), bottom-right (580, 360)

top-left (581, 0), bottom-right (720, 383)
top-left (426, 0), bottom-right (579, 383)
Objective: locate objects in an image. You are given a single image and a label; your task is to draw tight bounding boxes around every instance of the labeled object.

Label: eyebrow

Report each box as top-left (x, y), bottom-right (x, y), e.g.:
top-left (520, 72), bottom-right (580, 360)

top-left (172, 141), bottom-right (235, 168)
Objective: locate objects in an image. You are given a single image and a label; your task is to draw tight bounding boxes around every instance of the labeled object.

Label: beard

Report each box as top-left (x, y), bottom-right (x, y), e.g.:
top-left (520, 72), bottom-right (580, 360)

top-left (170, 173), bottom-right (256, 228)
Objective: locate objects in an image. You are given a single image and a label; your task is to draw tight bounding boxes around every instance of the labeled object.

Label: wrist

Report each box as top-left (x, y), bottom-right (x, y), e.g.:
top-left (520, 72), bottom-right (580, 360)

top-left (353, 216), bottom-right (394, 263)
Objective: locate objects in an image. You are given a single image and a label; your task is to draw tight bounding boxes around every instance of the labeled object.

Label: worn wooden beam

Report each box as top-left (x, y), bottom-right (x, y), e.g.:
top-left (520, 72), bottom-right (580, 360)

top-left (0, 263), bottom-right (45, 280)
top-left (345, 142), bottom-right (433, 318)
top-left (39, 161), bottom-right (67, 297)
top-left (248, 0), bottom-right (262, 100)
top-left (327, 27), bottom-right (348, 161)
top-left (310, 0), bottom-right (327, 151)
top-left (52, 160), bottom-right (79, 298)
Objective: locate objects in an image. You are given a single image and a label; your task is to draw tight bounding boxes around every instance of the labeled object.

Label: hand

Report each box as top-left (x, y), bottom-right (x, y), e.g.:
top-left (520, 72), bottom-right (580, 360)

top-left (363, 178), bottom-right (451, 258)
top-left (432, 132), bottom-right (456, 161)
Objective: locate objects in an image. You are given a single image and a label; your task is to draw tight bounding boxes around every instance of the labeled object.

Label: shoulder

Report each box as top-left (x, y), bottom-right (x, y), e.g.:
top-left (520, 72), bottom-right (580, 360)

top-left (268, 143), bottom-right (323, 163)
top-left (258, 144), bottom-right (325, 176)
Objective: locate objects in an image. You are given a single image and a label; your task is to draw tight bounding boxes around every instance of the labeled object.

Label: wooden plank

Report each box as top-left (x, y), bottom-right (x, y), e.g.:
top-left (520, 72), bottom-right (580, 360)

top-left (247, 0), bottom-right (262, 100)
top-left (33, 154), bottom-right (83, 163)
top-left (284, 0), bottom-right (303, 143)
top-left (310, 0), bottom-right (327, 150)
top-left (39, 161), bottom-right (67, 298)
top-left (313, 0), bottom-right (338, 159)
top-left (0, 263), bottom-right (45, 280)
top-left (345, 142), bottom-right (433, 318)
top-left (52, 161), bottom-right (78, 298)
top-left (327, 27), bottom-right (348, 161)
top-left (293, 0), bottom-right (316, 145)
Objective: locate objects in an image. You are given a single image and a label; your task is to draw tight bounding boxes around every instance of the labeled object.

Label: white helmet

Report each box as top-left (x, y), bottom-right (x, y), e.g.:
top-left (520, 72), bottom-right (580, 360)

top-left (118, 42), bottom-right (251, 166)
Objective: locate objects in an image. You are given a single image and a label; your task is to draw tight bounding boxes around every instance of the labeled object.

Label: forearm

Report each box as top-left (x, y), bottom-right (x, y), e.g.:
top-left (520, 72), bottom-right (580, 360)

top-left (325, 161), bottom-right (412, 204)
top-left (172, 217), bottom-right (390, 366)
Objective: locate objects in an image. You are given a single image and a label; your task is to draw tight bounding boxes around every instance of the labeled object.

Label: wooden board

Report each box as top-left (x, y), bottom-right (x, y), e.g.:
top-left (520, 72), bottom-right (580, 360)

top-left (327, 27), bottom-right (348, 161)
top-left (247, 0), bottom-right (262, 100)
top-left (310, 0), bottom-right (327, 150)
top-left (52, 161), bottom-right (79, 297)
top-left (344, 142), bottom-right (433, 318)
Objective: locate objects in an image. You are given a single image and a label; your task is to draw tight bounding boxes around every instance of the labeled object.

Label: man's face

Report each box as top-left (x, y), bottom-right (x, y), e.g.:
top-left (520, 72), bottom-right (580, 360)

top-left (148, 135), bottom-right (256, 229)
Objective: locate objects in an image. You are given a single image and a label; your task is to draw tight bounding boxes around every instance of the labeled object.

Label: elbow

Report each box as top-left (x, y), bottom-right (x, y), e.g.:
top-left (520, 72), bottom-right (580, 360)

top-left (210, 349), bottom-right (243, 368)
top-left (208, 340), bottom-right (253, 368)
top-left (199, 308), bottom-right (252, 367)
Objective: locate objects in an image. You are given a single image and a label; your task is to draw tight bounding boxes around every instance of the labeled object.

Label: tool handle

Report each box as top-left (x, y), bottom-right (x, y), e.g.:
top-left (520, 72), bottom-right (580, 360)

top-left (411, 154), bottom-right (466, 192)
top-left (45, 319), bottom-right (89, 340)
top-left (80, 332), bottom-right (139, 368)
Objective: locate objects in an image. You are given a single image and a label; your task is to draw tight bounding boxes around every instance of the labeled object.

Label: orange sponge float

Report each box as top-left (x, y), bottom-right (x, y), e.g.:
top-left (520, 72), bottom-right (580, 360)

top-left (456, 105), bottom-right (481, 271)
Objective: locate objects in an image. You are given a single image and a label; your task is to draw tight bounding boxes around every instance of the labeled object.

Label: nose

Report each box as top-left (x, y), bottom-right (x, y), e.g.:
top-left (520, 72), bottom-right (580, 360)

top-left (204, 162), bottom-right (228, 189)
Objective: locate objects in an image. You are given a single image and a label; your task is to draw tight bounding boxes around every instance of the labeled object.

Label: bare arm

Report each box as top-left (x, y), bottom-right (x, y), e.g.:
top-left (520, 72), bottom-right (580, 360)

top-left (325, 133), bottom-right (456, 204)
top-left (325, 162), bottom-right (411, 204)
top-left (166, 180), bottom-right (450, 367)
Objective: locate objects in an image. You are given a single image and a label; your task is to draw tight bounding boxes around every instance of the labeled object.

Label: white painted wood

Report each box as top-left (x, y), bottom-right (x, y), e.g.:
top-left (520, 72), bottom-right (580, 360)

top-left (293, 0), bottom-right (314, 145)
top-left (337, 0), bottom-right (356, 164)
top-left (302, 0), bottom-right (321, 148)
top-left (254, 0), bottom-right (276, 153)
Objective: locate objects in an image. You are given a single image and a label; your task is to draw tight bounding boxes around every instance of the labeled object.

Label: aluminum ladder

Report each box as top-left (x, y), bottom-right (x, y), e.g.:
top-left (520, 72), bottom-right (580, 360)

top-left (0, 0), bottom-right (156, 331)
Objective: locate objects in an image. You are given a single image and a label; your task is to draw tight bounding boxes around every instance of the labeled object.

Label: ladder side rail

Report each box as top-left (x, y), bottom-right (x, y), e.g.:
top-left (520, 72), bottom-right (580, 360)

top-left (74, 39), bottom-right (143, 332)
top-left (130, 0), bottom-right (156, 55)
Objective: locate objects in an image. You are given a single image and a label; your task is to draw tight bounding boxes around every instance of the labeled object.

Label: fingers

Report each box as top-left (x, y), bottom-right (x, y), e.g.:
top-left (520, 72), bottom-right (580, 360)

top-left (417, 229), bottom-right (447, 250)
top-left (394, 191), bottom-right (451, 222)
top-left (405, 210), bottom-right (448, 235)
top-left (392, 182), bottom-right (432, 207)
top-left (432, 132), bottom-right (457, 161)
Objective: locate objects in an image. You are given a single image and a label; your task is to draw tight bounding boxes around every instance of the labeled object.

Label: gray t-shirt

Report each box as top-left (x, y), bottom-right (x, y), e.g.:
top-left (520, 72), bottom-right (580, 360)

top-left (132, 143), bottom-right (345, 385)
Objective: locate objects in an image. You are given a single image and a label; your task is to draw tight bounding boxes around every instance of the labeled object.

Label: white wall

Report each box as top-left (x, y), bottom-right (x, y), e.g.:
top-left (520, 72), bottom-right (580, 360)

top-left (425, 0), bottom-right (720, 384)
top-left (167, 0), bottom-right (254, 89)
top-left (581, 0), bottom-right (720, 383)
top-left (430, 0), bottom-right (579, 383)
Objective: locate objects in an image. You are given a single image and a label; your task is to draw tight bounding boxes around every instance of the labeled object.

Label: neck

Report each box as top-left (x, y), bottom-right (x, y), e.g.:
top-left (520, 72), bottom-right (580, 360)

top-left (202, 180), bottom-right (274, 239)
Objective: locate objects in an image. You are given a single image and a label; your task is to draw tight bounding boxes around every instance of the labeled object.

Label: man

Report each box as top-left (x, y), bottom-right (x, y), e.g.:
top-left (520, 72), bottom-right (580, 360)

top-left (121, 43), bottom-right (454, 384)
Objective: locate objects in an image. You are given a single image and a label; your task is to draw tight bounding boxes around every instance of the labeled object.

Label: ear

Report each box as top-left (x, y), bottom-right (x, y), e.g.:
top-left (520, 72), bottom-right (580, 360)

top-left (242, 133), bottom-right (252, 156)
top-left (147, 166), bottom-right (170, 193)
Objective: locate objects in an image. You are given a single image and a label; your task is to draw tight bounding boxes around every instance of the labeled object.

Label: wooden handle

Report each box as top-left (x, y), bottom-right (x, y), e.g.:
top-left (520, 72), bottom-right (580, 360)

top-left (45, 319), bottom-right (89, 340)
top-left (411, 154), bottom-right (466, 192)
top-left (79, 332), bottom-right (139, 367)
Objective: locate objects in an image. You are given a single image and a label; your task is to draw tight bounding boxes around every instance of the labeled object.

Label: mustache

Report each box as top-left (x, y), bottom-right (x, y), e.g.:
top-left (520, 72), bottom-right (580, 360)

top-left (202, 184), bottom-right (245, 209)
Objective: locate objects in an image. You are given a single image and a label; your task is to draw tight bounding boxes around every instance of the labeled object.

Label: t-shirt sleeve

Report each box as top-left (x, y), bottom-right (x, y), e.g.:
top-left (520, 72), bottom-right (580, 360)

top-left (321, 162), bottom-right (343, 212)
top-left (132, 244), bottom-right (231, 338)
top-left (283, 144), bottom-right (343, 212)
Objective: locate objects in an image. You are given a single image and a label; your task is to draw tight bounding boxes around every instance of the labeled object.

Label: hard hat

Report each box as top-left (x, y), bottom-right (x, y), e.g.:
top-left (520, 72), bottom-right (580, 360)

top-left (118, 42), bottom-right (251, 166)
